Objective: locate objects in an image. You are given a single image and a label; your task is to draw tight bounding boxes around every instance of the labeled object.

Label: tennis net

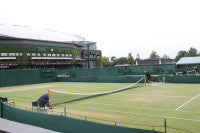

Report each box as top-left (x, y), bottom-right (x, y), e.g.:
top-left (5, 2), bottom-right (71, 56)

top-left (49, 77), bottom-right (144, 106)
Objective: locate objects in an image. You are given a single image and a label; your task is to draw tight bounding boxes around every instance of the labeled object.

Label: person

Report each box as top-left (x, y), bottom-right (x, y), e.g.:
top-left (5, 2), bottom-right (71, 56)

top-left (182, 70), bottom-right (187, 76)
top-left (37, 93), bottom-right (50, 106)
top-left (144, 70), bottom-right (151, 85)
top-left (194, 66), bottom-right (199, 75)
top-left (173, 71), bottom-right (177, 76)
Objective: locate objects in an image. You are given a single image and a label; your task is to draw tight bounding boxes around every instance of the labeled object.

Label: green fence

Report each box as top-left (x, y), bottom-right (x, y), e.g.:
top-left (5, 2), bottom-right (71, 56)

top-left (55, 67), bottom-right (124, 77)
top-left (0, 69), bottom-right (56, 87)
top-left (125, 66), bottom-right (157, 75)
top-left (0, 64), bottom-right (199, 87)
top-left (0, 102), bottom-right (158, 133)
top-left (165, 75), bottom-right (200, 83)
top-left (57, 76), bottom-right (144, 83)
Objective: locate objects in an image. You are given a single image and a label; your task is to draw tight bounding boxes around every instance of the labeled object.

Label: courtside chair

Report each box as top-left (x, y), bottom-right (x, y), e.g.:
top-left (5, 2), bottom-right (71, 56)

top-left (1, 97), bottom-right (15, 105)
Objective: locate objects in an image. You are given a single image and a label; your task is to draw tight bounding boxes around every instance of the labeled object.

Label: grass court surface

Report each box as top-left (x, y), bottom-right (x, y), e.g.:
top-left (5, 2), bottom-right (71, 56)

top-left (0, 82), bottom-right (200, 132)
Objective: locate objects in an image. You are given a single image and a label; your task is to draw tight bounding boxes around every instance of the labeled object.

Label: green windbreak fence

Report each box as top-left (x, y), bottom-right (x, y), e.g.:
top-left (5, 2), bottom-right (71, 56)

top-left (55, 67), bottom-right (124, 77)
top-left (0, 103), bottom-right (158, 133)
top-left (165, 75), bottom-right (200, 83)
top-left (0, 69), bottom-right (56, 87)
top-left (55, 65), bottom-right (176, 77)
top-left (0, 64), bottom-right (199, 87)
top-left (57, 76), bottom-right (144, 83)
top-left (125, 66), bottom-right (157, 75)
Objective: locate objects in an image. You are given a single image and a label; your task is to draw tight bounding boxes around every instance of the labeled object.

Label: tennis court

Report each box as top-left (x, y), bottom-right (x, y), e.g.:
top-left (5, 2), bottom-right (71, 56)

top-left (0, 81), bottom-right (200, 132)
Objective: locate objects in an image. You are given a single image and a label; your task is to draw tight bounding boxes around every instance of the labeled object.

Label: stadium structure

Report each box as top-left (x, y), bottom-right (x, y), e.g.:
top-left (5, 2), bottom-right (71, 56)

top-left (0, 24), bottom-right (102, 69)
top-left (135, 58), bottom-right (175, 66)
top-left (176, 56), bottom-right (200, 68)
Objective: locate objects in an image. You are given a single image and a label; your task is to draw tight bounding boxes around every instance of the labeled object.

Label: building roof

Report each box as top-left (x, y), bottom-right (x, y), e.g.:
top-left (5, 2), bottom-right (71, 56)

top-left (136, 58), bottom-right (175, 66)
top-left (176, 56), bottom-right (200, 65)
top-left (0, 24), bottom-right (96, 46)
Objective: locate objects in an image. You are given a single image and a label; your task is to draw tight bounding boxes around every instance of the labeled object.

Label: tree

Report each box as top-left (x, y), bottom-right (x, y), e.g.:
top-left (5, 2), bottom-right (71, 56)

top-left (174, 50), bottom-right (187, 62)
top-left (162, 54), bottom-right (170, 59)
top-left (187, 47), bottom-right (198, 57)
top-left (115, 57), bottom-right (128, 65)
top-left (102, 56), bottom-right (111, 67)
top-left (127, 53), bottom-right (135, 65)
top-left (136, 53), bottom-right (140, 60)
top-left (149, 51), bottom-right (160, 58)
top-left (110, 56), bottom-right (117, 62)
top-left (174, 47), bottom-right (199, 62)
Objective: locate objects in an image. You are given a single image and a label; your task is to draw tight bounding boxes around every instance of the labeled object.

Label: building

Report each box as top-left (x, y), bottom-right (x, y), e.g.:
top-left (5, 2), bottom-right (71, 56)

top-left (0, 24), bottom-right (102, 69)
top-left (176, 56), bottom-right (200, 68)
top-left (135, 58), bottom-right (175, 66)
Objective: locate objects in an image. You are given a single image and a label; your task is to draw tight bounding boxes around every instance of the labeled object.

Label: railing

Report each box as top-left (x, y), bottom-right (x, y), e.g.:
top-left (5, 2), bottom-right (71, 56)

top-left (9, 104), bottom-right (194, 133)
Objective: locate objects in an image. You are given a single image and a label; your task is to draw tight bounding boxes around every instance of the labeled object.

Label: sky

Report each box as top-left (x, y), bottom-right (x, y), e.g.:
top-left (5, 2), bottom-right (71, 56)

top-left (0, 0), bottom-right (200, 59)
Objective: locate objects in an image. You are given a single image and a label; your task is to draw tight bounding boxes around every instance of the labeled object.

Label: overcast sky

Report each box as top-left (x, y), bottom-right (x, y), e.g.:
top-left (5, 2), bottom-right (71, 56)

top-left (1, 0), bottom-right (200, 59)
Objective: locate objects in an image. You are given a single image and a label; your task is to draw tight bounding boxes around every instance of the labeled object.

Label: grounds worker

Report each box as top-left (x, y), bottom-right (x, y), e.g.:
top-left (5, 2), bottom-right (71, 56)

top-left (194, 66), bottom-right (199, 75)
top-left (37, 93), bottom-right (50, 106)
top-left (182, 70), bottom-right (187, 76)
top-left (144, 70), bottom-right (151, 85)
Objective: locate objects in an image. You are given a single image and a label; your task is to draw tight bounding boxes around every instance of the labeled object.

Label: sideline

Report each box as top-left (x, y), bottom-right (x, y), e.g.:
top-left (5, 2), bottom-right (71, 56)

top-left (68, 105), bottom-right (200, 122)
top-left (175, 93), bottom-right (200, 111)
top-left (79, 101), bottom-right (200, 114)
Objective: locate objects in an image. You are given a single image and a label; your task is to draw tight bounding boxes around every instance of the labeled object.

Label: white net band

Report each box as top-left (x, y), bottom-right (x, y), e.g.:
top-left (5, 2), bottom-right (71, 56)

top-left (50, 77), bottom-right (144, 105)
top-left (50, 77), bottom-right (144, 96)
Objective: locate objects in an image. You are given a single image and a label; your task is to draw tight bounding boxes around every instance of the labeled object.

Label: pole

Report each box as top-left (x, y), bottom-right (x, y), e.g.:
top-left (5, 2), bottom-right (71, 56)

top-left (0, 101), bottom-right (3, 118)
top-left (48, 90), bottom-right (50, 106)
top-left (164, 118), bottom-right (167, 133)
top-left (64, 107), bottom-right (66, 117)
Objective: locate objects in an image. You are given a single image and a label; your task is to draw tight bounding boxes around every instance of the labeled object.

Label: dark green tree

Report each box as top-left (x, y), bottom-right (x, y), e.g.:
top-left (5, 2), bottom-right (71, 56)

top-left (102, 56), bottom-right (111, 67)
top-left (110, 56), bottom-right (117, 66)
top-left (162, 54), bottom-right (170, 59)
top-left (115, 57), bottom-right (128, 65)
top-left (149, 51), bottom-right (160, 58)
top-left (110, 56), bottom-right (117, 62)
top-left (174, 50), bottom-right (188, 62)
top-left (187, 47), bottom-right (198, 56)
top-left (127, 53), bottom-right (135, 65)
top-left (175, 47), bottom-right (199, 62)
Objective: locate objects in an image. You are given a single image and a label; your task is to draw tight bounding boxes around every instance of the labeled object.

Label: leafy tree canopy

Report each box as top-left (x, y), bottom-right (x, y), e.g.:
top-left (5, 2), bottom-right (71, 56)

top-left (149, 51), bottom-right (160, 59)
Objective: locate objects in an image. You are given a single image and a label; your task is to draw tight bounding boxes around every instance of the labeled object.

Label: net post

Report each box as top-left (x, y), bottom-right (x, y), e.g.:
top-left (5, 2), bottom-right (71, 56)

top-left (144, 76), bottom-right (146, 86)
top-left (48, 89), bottom-right (50, 106)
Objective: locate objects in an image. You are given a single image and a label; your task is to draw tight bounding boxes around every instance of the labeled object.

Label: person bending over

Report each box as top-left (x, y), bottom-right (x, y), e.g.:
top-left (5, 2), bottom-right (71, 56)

top-left (182, 70), bottom-right (187, 76)
top-left (194, 66), bottom-right (199, 75)
top-left (37, 93), bottom-right (50, 106)
top-left (144, 70), bottom-right (151, 85)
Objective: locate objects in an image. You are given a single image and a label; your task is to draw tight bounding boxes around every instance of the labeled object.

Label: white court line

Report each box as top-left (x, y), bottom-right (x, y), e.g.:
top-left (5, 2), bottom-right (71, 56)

top-left (175, 93), bottom-right (200, 111)
top-left (68, 105), bottom-right (200, 122)
top-left (112, 94), bottom-right (192, 98)
top-left (80, 101), bottom-right (200, 114)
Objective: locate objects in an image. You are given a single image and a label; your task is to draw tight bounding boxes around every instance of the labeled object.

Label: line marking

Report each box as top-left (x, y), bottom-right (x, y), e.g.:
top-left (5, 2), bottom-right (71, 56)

top-left (175, 93), bottom-right (200, 111)
top-left (79, 101), bottom-right (200, 114)
top-left (112, 94), bottom-right (192, 98)
top-left (68, 105), bottom-right (200, 122)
